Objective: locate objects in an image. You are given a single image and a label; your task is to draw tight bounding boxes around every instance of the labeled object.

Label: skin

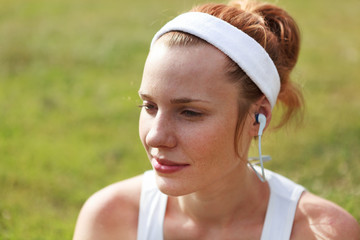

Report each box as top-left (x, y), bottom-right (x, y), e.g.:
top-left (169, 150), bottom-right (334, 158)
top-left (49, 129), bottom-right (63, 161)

top-left (73, 40), bottom-right (360, 240)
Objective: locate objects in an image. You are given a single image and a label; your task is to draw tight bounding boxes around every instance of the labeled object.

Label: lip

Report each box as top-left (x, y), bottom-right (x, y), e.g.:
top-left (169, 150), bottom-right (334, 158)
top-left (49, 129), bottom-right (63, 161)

top-left (151, 157), bottom-right (189, 174)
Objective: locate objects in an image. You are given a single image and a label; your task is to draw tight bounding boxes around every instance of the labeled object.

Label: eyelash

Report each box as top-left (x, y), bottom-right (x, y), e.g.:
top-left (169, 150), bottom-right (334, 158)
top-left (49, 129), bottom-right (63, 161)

top-left (138, 103), bottom-right (203, 118)
top-left (138, 103), bottom-right (157, 112)
top-left (181, 110), bottom-right (203, 118)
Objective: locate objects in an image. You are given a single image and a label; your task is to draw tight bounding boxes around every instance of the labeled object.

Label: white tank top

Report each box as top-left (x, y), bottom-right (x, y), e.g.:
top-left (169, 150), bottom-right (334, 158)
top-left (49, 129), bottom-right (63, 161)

top-left (137, 169), bottom-right (305, 240)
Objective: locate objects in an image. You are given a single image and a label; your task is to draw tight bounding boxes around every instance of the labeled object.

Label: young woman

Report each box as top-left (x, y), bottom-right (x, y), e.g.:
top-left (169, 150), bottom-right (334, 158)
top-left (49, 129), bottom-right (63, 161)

top-left (73, 1), bottom-right (360, 239)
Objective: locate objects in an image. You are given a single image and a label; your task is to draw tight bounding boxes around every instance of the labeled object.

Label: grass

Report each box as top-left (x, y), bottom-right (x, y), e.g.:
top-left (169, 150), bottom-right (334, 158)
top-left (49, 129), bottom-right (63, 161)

top-left (0, 0), bottom-right (359, 238)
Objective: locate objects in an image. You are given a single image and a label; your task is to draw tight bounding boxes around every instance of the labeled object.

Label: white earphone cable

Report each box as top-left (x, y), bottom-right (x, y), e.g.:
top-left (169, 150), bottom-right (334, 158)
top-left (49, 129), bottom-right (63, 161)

top-left (248, 135), bottom-right (266, 182)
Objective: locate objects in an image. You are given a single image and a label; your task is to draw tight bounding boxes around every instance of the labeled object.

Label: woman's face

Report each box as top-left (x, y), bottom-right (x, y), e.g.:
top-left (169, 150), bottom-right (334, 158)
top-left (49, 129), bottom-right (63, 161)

top-left (139, 40), bottom-right (253, 196)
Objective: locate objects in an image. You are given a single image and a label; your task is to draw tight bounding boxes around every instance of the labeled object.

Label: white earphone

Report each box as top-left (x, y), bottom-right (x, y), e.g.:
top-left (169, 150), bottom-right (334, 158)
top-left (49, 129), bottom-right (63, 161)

top-left (248, 113), bottom-right (268, 182)
top-left (256, 113), bottom-right (266, 136)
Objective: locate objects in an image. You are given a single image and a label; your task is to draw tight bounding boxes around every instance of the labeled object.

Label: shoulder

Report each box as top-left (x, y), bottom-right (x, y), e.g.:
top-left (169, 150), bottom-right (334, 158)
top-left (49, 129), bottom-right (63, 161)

top-left (291, 191), bottom-right (360, 240)
top-left (73, 174), bottom-right (144, 240)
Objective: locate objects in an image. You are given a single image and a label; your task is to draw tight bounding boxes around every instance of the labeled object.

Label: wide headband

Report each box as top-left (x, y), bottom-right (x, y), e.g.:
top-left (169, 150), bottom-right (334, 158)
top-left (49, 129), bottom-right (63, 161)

top-left (151, 12), bottom-right (280, 109)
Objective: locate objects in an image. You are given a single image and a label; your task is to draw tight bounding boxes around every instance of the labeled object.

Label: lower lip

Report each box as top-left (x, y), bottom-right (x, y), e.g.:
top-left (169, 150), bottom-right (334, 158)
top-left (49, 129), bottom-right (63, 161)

top-left (151, 158), bottom-right (189, 174)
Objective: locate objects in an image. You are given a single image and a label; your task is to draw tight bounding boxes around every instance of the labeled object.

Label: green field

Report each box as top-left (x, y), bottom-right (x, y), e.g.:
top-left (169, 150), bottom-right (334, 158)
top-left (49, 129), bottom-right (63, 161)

top-left (1, 0), bottom-right (359, 238)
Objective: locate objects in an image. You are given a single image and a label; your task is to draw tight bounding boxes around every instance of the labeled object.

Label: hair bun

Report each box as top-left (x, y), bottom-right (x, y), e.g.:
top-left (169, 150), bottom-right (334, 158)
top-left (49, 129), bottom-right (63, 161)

top-left (255, 3), bottom-right (300, 71)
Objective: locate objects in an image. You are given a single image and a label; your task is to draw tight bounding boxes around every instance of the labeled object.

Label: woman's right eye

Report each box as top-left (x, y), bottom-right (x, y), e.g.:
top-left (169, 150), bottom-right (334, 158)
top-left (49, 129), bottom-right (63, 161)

top-left (139, 102), bottom-right (157, 113)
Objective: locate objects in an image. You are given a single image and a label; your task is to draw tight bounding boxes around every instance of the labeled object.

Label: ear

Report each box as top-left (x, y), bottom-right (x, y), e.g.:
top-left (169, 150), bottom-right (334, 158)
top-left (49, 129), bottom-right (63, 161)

top-left (249, 96), bottom-right (272, 137)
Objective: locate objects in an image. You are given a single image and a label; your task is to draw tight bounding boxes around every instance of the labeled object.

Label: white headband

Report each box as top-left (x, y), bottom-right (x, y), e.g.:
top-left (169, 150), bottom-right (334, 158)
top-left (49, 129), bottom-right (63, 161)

top-left (151, 12), bottom-right (280, 109)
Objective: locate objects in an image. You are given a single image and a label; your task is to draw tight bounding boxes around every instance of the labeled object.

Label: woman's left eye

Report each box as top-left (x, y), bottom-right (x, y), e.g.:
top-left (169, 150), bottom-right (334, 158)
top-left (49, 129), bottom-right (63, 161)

top-left (181, 110), bottom-right (203, 118)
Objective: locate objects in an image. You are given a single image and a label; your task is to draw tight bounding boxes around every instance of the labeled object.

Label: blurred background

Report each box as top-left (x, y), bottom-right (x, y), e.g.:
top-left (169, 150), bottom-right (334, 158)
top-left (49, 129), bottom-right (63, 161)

top-left (0, 0), bottom-right (359, 238)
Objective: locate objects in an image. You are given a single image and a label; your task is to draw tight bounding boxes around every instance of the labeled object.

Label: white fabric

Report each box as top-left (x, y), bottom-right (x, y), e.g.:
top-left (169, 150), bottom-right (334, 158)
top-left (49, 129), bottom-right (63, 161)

top-left (137, 169), bottom-right (305, 240)
top-left (137, 171), bottom-right (168, 240)
top-left (151, 12), bottom-right (280, 109)
top-left (260, 167), bottom-right (305, 240)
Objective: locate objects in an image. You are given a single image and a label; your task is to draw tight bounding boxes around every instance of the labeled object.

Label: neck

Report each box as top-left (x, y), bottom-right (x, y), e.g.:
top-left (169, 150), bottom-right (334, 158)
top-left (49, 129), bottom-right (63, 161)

top-left (173, 163), bottom-right (270, 227)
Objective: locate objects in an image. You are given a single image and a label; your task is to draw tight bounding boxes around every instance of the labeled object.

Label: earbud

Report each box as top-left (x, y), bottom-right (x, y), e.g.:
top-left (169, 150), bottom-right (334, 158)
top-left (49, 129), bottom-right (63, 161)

top-left (256, 113), bottom-right (266, 136)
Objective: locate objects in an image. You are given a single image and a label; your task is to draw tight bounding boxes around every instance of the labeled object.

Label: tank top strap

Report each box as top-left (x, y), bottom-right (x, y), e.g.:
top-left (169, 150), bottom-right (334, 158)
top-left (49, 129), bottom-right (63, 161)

top-left (137, 171), bottom-right (168, 240)
top-left (260, 168), bottom-right (305, 240)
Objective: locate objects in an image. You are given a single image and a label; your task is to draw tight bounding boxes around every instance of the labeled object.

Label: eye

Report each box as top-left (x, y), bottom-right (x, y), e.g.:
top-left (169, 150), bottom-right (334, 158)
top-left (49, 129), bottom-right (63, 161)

top-left (139, 102), bottom-right (157, 114)
top-left (181, 110), bottom-right (203, 118)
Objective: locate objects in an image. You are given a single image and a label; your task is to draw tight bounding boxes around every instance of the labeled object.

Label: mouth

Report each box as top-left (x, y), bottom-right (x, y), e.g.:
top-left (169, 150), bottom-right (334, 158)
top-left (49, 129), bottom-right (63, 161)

top-left (151, 157), bottom-right (189, 174)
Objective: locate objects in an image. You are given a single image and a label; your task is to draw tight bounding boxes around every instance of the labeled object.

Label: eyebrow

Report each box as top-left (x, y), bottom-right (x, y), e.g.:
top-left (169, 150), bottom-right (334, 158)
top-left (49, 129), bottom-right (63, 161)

top-left (138, 92), bottom-right (209, 104)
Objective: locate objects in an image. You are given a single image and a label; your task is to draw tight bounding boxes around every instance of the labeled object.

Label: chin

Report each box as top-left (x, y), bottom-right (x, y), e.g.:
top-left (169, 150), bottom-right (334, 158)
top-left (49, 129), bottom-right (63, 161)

top-left (154, 173), bottom-right (195, 197)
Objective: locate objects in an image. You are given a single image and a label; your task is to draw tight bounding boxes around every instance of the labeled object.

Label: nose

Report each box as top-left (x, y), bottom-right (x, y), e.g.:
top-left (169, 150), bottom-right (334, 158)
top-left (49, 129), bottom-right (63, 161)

top-left (145, 112), bottom-right (177, 149)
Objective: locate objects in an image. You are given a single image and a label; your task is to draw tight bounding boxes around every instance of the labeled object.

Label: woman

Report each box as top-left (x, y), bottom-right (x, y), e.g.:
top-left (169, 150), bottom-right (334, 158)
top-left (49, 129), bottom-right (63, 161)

top-left (73, 1), bottom-right (360, 239)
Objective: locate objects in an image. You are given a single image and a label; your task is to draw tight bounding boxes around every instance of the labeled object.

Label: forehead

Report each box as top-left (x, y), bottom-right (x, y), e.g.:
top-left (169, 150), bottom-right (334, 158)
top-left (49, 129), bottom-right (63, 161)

top-left (146, 40), bottom-right (226, 74)
top-left (140, 41), bottom-right (237, 100)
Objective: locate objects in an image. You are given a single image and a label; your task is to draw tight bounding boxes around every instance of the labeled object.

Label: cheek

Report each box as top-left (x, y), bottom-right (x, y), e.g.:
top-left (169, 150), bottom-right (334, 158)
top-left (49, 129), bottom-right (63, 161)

top-left (183, 118), bottom-right (238, 160)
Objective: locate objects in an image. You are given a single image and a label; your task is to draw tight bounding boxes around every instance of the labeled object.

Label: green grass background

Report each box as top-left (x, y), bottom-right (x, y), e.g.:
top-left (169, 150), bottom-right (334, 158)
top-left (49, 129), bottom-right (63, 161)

top-left (0, 0), bottom-right (359, 238)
